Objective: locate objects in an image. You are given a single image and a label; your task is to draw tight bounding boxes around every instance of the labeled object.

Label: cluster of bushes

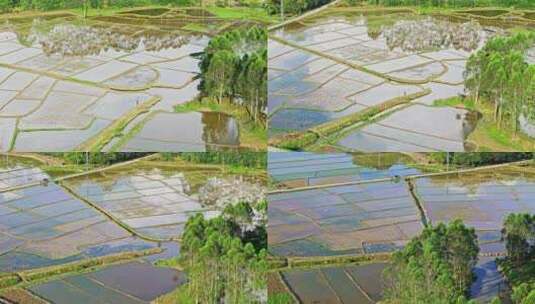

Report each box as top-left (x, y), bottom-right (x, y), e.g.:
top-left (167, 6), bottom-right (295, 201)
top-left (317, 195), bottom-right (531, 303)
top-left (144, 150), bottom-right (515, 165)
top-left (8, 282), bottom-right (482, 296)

top-left (362, 0), bottom-right (535, 8)
top-left (197, 26), bottom-right (267, 125)
top-left (431, 152), bottom-right (534, 167)
top-left (264, 0), bottom-right (332, 16)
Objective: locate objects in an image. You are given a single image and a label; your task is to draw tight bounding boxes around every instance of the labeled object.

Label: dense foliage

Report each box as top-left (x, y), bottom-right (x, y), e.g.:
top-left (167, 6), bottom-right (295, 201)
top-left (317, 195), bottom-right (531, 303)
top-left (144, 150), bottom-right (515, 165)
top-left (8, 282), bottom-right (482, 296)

top-left (198, 26), bottom-right (267, 125)
top-left (431, 152), bottom-right (534, 167)
top-left (362, 0), bottom-right (535, 8)
top-left (264, 0), bottom-right (332, 15)
top-left (176, 200), bottom-right (267, 303)
top-left (173, 152), bottom-right (267, 168)
top-left (464, 32), bottom-right (535, 134)
top-left (383, 219), bottom-right (479, 304)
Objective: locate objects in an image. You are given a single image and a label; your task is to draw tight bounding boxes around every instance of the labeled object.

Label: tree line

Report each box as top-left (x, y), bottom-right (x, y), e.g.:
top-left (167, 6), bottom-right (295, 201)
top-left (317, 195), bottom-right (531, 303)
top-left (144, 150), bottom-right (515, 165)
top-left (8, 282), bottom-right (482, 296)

top-left (173, 200), bottom-right (267, 303)
top-left (197, 26), bottom-right (267, 126)
top-left (361, 0), bottom-right (535, 8)
top-left (264, 0), bottom-right (332, 15)
top-left (174, 152), bottom-right (267, 168)
top-left (0, 0), bottom-right (263, 13)
top-left (464, 32), bottom-right (535, 134)
top-left (49, 152), bottom-right (149, 165)
top-left (431, 152), bottom-right (534, 167)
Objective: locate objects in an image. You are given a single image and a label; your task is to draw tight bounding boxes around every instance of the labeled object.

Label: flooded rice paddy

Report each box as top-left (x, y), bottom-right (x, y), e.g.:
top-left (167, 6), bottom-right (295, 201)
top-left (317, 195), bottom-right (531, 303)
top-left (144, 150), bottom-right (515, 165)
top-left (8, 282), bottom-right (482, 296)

top-left (0, 166), bottom-right (158, 272)
top-left (268, 153), bottom-right (535, 303)
top-left (268, 8), bottom-right (532, 151)
top-left (271, 263), bottom-right (387, 304)
top-left (0, 156), bottom-right (266, 303)
top-left (29, 261), bottom-right (186, 304)
top-left (0, 10), bottom-right (243, 151)
top-left (268, 153), bottom-right (423, 256)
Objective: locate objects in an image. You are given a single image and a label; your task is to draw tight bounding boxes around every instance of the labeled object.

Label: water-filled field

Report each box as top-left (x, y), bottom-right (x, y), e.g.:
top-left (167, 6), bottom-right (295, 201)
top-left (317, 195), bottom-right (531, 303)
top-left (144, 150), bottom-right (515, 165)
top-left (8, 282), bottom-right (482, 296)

top-left (271, 263), bottom-right (387, 304)
top-left (268, 7), bottom-right (533, 151)
top-left (28, 261), bottom-right (186, 304)
top-left (0, 166), bottom-right (158, 272)
top-left (0, 155), bottom-right (266, 303)
top-left (268, 152), bottom-right (419, 187)
top-left (268, 153), bottom-right (535, 303)
top-left (414, 165), bottom-right (535, 254)
top-left (0, 10), bottom-right (244, 151)
top-left (268, 153), bottom-right (423, 256)
top-left (62, 164), bottom-right (219, 240)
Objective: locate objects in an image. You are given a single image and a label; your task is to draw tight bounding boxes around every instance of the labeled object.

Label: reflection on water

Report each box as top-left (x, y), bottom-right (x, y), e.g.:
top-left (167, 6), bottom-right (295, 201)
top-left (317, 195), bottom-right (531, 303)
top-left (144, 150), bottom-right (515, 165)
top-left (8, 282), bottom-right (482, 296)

top-left (382, 18), bottom-right (485, 52)
top-left (25, 20), bottom-right (191, 56)
top-left (201, 112), bottom-right (240, 148)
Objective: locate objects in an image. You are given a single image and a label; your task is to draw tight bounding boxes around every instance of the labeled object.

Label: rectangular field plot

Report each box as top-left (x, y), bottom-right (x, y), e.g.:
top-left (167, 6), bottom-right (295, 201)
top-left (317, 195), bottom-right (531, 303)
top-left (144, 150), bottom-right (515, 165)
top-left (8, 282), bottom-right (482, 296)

top-left (0, 166), bottom-right (48, 190)
top-left (277, 263), bottom-right (387, 304)
top-left (29, 261), bottom-right (186, 304)
top-left (413, 167), bottom-right (535, 246)
top-left (268, 152), bottom-right (420, 187)
top-left (0, 14), bottom-right (238, 152)
top-left (0, 172), bottom-right (157, 272)
top-left (268, 178), bottom-right (423, 256)
top-left (62, 167), bottom-right (217, 240)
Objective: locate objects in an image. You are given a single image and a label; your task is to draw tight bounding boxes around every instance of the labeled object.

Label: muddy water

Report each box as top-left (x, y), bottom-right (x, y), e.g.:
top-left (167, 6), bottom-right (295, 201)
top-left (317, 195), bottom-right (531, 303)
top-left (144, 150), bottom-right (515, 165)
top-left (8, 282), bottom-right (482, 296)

top-left (121, 112), bottom-right (240, 152)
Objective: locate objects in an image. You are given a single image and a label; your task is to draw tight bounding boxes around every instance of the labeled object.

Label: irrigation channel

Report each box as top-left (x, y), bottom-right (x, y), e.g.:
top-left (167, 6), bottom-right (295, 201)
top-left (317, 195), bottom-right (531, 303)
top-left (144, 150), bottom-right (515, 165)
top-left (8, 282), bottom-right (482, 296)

top-left (267, 153), bottom-right (535, 303)
top-left (0, 154), bottom-right (266, 303)
top-left (0, 8), bottom-right (245, 152)
top-left (268, 5), bottom-right (535, 152)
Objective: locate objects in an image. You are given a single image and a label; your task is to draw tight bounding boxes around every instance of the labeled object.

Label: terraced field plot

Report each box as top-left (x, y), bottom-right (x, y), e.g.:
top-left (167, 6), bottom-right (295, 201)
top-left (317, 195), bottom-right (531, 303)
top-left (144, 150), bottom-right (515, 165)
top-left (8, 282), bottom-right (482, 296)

top-left (413, 165), bottom-right (535, 254)
top-left (0, 156), bottom-right (266, 303)
top-left (270, 263), bottom-right (387, 304)
top-left (0, 10), bottom-right (244, 151)
top-left (269, 152), bottom-right (419, 187)
top-left (0, 167), bottom-right (158, 272)
top-left (28, 261), bottom-right (186, 304)
top-left (268, 8), bottom-right (524, 151)
top-left (268, 153), bottom-right (424, 256)
top-left (268, 153), bottom-right (535, 303)
top-left (62, 165), bottom-right (221, 240)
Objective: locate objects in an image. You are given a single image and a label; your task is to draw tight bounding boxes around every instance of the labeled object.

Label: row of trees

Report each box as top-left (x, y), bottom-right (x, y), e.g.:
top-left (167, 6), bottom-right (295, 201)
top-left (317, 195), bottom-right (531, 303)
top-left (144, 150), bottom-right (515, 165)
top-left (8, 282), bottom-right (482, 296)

top-left (49, 152), bottom-right (149, 165)
top-left (264, 0), bottom-right (332, 15)
top-left (383, 219), bottom-right (480, 303)
top-left (175, 200), bottom-right (267, 303)
top-left (363, 0), bottom-right (535, 7)
top-left (0, 0), bottom-right (262, 13)
top-left (198, 26), bottom-right (267, 126)
top-left (464, 32), bottom-right (535, 134)
top-left (431, 152), bottom-right (534, 167)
